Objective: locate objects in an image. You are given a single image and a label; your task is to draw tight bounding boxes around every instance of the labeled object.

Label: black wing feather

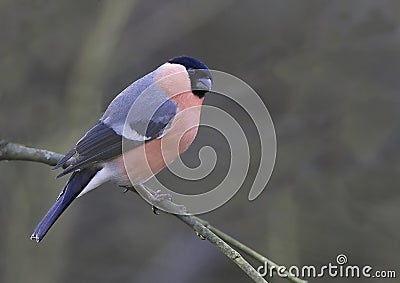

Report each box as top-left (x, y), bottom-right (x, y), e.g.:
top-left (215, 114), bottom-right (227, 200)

top-left (53, 149), bottom-right (75, 170)
top-left (55, 99), bottom-right (177, 177)
top-left (56, 122), bottom-right (127, 177)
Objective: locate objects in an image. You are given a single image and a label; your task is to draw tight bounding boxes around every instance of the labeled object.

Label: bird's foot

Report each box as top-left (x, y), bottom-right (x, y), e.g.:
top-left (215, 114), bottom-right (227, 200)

top-left (152, 189), bottom-right (172, 203)
top-left (152, 206), bottom-right (160, 215)
top-left (150, 190), bottom-right (174, 215)
top-left (134, 184), bottom-right (187, 215)
top-left (148, 190), bottom-right (173, 215)
top-left (120, 185), bottom-right (135, 194)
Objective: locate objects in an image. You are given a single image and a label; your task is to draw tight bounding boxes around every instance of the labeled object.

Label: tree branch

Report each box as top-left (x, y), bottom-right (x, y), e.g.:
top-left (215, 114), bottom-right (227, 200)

top-left (0, 139), bottom-right (71, 167)
top-left (176, 214), bottom-right (267, 283)
top-left (194, 217), bottom-right (307, 283)
top-left (0, 139), bottom-right (306, 283)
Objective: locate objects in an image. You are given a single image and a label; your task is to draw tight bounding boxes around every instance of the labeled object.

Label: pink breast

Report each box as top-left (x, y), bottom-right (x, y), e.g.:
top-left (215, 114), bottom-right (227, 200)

top-left (112, 96), bottom-right (203, 185)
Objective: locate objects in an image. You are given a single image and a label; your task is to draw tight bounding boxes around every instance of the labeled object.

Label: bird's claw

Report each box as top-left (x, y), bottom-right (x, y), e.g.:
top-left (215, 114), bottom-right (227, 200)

top-left (152, 190), bottom-right (172, 203)
top-left (152, 206), bottom-right (160, 215)
top-left (120, 185), bottom-right (134, 193)
top-left (149, 190), bottom-right (172, 215)
top-left (134, 185), bottom-right (187, 215)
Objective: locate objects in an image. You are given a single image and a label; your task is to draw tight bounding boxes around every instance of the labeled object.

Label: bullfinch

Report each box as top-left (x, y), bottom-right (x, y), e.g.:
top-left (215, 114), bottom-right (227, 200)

top-left (31, 56), bottom-right (213, 243)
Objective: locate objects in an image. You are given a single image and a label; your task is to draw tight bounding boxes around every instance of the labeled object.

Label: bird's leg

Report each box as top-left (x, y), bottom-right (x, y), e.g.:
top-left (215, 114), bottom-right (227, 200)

top-left (120, 185), bottom-right (163, 214)
top-left (133, 185), bottom-right (172, 204)
top-left (119, 185), bottom-right (136, 194)
top-left (150, 190), bottom-right (173, 215)
top-left (152, 189), bottom-right (173, 202)
top-left (152, 206), bottom-right (159, 215)
top-left (120, 186), bottom-right (166, 214)
top-left (134, 184), bottom-right (187, 215)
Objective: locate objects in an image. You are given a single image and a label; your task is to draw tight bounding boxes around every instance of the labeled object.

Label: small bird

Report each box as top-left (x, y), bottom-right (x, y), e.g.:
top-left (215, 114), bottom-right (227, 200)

top-left (31, 56), bottom-right (213, 242)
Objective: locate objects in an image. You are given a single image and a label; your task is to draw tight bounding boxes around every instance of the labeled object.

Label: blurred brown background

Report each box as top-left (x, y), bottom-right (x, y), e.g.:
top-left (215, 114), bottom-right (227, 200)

top-left (1, 1), bottom-right (399, 282)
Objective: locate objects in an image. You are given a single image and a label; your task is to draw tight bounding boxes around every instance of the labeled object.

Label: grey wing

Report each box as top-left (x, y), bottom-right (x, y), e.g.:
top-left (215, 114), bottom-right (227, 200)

top-left (100, 70), bottom-right (177, 141)
top-left (55, 72), bottom-right (177, 177)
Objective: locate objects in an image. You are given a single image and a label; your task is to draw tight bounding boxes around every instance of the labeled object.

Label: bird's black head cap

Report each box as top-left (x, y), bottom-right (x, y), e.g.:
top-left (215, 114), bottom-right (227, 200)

top-left (168, 56), bottom-right (209, 70)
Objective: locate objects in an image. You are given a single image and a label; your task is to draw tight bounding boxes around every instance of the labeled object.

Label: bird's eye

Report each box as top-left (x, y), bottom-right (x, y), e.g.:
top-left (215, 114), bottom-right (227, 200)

top-left (187, 69), bottom-right (196, 76)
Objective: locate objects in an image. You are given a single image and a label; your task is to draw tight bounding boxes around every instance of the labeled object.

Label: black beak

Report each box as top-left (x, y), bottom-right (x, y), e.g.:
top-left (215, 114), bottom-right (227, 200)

top-left (194, 77), bottom-right (212, 92)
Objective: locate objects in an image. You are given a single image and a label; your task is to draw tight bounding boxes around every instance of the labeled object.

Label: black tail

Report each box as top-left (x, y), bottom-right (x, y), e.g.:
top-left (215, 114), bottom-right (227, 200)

top-left (30, 168), bottom-right (98, 243)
